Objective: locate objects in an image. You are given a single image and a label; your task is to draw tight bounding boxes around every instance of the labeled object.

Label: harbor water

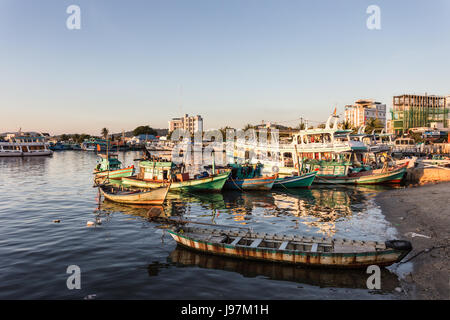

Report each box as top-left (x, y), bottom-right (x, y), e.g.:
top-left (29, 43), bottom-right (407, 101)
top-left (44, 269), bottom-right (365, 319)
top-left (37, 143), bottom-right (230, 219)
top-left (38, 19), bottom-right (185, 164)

top-left (0, 151), bottom-right (406, 299)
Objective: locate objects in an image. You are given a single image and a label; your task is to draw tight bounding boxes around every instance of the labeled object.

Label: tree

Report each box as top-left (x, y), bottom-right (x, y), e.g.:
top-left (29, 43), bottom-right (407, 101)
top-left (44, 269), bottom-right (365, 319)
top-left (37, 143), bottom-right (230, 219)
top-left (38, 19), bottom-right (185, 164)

top-left (133, 125), bottom-right (157, 137)
top-left (101, 128), bottom-right (109, 140)
top-left (243, 123), bottom-right (254, 131)
top-left (340, 120), bottom-right (352, 130)
top-left (364, 118), bottom-right (384, 134)
top-left (296, 122), bottom-right (306, 130)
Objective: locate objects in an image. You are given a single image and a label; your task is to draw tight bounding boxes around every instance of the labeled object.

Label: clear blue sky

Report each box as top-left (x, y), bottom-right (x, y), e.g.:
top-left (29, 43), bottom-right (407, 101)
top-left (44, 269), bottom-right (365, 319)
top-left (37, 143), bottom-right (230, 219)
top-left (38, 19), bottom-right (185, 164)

top-left (0, 0), bottom-right (449, 135)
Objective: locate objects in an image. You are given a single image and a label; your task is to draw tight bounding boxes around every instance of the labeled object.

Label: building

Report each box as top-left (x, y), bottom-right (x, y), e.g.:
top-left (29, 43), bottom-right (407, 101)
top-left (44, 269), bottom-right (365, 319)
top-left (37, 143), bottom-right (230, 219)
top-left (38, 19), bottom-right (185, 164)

top-left (168, 114), bottom-right (203, 134)
top-left (344, 99), bottom-right (387, 129)
top-left (391, 94), bottom-right (449, 135)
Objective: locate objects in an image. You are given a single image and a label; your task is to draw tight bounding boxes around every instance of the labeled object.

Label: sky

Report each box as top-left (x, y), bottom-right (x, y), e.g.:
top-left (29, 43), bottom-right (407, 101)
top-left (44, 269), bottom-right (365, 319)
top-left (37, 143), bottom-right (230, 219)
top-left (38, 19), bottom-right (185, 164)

top-left (0, 0), bottom-right (449, 135)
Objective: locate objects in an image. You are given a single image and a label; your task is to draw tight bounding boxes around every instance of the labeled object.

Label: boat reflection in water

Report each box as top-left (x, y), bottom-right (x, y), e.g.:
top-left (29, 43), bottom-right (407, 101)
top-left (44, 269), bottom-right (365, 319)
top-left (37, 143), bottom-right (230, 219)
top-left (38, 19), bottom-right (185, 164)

top-left (166, 245), bottom-right (400, 291)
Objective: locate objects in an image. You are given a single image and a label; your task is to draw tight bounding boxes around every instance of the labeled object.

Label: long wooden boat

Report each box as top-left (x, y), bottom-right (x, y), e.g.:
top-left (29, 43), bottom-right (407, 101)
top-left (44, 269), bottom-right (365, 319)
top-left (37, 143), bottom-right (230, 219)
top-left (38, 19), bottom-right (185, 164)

top-left (168, 227), bottom-right (412, 268)
top-left (122, 171), bottom-right (230, 192)
top-left (314, 163), bottom-right (407, 185)
top-left (99, 184), bottom-right (169, 205)
top-left (273, 171), bottom-right (317, 188)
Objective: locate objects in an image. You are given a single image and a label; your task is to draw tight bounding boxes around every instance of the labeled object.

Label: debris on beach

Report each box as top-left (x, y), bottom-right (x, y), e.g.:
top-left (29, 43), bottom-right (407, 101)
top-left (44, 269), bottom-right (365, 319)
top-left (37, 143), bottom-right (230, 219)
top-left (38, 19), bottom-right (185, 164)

top-left (404, 232), bottom-right (431, 239)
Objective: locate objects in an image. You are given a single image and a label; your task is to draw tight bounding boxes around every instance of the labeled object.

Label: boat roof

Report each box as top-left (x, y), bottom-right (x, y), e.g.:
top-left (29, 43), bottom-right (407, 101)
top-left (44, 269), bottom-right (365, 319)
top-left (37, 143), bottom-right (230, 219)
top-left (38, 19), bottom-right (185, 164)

top-left (140, 160), bottom-right (174, 168)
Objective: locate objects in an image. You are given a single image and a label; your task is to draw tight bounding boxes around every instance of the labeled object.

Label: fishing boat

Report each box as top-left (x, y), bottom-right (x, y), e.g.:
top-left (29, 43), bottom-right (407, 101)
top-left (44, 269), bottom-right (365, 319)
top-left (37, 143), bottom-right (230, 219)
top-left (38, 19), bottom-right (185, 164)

top-left (93, 154), bottom-right (135, 181)
top-left (315, 163), bottom-right (407, 184)
top-left (223, 163), bottom-right (277, 191)
top-left (121, 160), bottom-right (231, 192)
top-left (81, 138), bottom-right (108, 152)
top-left (167, 226), bottom-right (412, 268)
top-left (99, 184), bottom-right (170, 205)
top-left (273, 171), bottom-right (317, 188)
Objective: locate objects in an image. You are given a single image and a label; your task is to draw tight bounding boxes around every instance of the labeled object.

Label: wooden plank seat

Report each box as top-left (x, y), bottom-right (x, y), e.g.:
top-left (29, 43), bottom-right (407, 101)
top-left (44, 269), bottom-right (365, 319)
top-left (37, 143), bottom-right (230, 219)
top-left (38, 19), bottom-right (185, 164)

top-left (279, 241), bottom-right (289, 250)
top-left (230, 237), bottom-right (242, 246)
top-left (250, 238), bottom-right (263, 248)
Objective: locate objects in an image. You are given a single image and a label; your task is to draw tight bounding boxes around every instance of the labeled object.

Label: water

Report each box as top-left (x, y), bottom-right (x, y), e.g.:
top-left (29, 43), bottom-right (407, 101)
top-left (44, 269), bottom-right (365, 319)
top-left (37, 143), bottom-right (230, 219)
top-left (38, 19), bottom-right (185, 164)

top-left (0, 151), bottom-right (404, 299)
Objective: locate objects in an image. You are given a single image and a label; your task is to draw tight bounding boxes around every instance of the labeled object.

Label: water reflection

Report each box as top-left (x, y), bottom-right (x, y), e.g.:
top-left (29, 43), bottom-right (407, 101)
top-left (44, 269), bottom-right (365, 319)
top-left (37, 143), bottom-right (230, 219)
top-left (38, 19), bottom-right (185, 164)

top-left (166, 245), bottom-right (400, 291)
top-left (100, 185), bottom-right (393, 239)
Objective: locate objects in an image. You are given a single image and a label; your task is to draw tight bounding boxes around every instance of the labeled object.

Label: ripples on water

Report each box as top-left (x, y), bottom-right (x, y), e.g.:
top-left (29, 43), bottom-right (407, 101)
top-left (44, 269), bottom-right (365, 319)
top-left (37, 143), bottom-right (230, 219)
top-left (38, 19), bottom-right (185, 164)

top-left (0, 151), bottom-right (403, 299)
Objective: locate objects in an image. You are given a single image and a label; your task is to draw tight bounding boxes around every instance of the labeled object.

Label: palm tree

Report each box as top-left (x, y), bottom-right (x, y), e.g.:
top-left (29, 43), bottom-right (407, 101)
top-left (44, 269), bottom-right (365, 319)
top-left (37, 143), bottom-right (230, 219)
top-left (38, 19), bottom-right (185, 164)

top-left (101, 128), bottom-right (109, 140)
top-left (340, 120), bottom-right (352, 130)
top-left (365, 119), bottom-right (383, 134)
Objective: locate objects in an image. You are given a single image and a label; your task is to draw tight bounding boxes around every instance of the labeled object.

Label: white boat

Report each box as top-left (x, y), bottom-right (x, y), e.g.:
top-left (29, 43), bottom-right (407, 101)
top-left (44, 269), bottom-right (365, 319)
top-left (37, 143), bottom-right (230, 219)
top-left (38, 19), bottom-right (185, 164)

top-left (0, 135), bottom-right (53, 157)
top-left (230, 115), bottom-right (354, 176)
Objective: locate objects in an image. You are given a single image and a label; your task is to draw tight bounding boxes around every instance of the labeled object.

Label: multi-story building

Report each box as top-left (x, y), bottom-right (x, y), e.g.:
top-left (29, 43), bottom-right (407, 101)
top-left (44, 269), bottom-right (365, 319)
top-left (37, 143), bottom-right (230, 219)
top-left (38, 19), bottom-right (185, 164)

top-left (168, 114), bottom-right (203, 134)
top-left (344, 99), bottom-right (386, 129)
top-left (391, 94), bottom-right (449, 135)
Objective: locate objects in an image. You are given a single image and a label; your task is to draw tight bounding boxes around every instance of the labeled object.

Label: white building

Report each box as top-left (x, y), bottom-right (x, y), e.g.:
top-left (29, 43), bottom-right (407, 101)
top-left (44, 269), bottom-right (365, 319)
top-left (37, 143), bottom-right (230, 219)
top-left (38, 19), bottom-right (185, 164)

top-left (344, 99), bottom-right (386, 129)
top-left (168, 114), bottom-right (203, 134)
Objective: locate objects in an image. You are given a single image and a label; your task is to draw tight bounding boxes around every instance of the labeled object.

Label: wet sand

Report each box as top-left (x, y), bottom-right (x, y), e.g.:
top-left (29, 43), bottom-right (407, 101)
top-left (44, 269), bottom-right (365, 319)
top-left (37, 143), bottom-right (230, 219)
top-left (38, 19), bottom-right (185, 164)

top-left (376, 183), bottom-right (450, 299)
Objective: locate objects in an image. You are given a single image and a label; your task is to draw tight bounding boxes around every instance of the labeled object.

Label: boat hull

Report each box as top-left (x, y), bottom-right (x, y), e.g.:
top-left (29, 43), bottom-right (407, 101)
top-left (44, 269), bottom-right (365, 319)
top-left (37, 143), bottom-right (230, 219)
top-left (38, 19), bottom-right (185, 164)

top-left (168, 229), bottom-right (411, 269)
top-left (94, 166), bottom-right (135, 180)
top-left (122, 172), bottom-right (230, 192)
top-left (223, 175), bottom-right (277, 191)
top-left (99, 185), bottom-right (169, 205)
top-left (273, 172), bottom-right (317, 188)
top-left (314, 166), bottom-right (407, 185)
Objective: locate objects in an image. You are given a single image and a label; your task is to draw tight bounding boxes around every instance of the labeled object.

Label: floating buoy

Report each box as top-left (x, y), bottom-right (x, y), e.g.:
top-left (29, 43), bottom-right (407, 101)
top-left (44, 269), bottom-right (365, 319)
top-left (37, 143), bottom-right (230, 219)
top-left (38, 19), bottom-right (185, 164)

top-left (86, 221), bottom-right (95, 227)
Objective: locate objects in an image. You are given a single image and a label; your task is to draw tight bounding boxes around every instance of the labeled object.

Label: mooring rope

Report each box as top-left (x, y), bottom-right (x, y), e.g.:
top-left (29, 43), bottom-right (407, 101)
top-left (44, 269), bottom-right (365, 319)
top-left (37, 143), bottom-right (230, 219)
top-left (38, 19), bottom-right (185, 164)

top-left (398, 244), bottom-right (450, 264)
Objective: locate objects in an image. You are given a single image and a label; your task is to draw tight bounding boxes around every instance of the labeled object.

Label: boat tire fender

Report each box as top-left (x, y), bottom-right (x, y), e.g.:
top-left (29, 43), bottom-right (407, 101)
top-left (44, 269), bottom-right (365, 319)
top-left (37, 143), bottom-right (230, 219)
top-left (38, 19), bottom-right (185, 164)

top-left (385, 240), bottom-right (412, 251)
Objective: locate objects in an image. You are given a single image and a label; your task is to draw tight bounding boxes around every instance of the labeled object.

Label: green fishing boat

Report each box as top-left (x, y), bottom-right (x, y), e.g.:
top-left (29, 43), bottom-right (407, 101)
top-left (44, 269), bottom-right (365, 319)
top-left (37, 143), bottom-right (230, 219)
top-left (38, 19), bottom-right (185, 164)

top-left (273, 171), bottom-right (317, 188)
top-left (121, 160), bottom-right (230, 192)
top-left (94, 154), bottom-right (134, 182)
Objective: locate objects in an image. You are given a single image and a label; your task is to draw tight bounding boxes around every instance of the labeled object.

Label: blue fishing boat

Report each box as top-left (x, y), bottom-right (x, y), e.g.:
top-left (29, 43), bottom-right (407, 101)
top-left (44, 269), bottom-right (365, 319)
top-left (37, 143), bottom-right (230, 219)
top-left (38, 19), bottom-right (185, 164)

top-left (223, 163), bottom-right (277, 191)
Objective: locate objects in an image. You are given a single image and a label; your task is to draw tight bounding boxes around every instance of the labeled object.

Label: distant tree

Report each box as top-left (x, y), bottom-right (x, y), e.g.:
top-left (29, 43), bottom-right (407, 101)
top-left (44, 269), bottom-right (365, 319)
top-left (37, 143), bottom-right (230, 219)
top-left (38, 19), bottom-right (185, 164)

top-left (340, 120), bottom-right (352, 130)
top-left (364, 118), bottom-right (384, 134)
top-left (60, 134), bottom-right (69, 141)
top-left (133, 125), bottom-right (157, 137)
top-left (101, 128), bottom-right (109, 140)
top-left (296, 122), bottom-right (306, 130)
top-left (243, 123), bottom-right (254, 131)
top-left (317, 123), bottom-right (326, 129)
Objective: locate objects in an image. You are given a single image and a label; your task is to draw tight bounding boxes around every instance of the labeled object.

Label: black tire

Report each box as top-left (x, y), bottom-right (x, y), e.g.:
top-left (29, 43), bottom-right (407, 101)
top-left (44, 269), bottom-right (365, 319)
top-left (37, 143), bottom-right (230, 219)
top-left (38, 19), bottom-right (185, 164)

top-left (385, 240), bottom-right (412, 251)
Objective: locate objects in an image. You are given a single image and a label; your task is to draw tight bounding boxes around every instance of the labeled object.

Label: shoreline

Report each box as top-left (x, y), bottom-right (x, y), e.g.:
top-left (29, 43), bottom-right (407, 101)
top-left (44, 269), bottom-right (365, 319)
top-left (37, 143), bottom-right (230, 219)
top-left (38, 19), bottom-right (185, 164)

top-left (376, 183), bottom-right (450, 300)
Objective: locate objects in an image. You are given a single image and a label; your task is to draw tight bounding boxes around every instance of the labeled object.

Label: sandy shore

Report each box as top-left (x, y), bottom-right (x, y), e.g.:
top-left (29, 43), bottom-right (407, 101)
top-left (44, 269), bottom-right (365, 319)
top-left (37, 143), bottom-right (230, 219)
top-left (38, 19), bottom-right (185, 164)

top-left (376, 183), bottom-right (450, 300)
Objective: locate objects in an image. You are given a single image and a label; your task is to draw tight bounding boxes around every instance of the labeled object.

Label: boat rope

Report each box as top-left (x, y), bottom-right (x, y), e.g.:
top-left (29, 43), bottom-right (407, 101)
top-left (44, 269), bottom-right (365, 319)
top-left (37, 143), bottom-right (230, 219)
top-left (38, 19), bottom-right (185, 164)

top-left (229, 176), bottom-right (245, 192)
top-left (398, 244), bottom-right (450, 264)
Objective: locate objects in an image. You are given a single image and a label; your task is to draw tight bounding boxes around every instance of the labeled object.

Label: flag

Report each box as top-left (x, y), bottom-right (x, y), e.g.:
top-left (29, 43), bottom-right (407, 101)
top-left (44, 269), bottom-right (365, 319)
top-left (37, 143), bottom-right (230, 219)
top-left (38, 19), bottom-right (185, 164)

top-left (97, 144), bottom-right (101, 152)
top-left (333, 107), bottom-right (337, 116)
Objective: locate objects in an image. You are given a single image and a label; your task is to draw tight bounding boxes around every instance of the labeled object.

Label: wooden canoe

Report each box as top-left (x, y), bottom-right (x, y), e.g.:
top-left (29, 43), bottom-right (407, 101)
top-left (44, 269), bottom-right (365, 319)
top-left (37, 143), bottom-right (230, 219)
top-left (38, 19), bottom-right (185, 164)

top-left (167, 227), bottom-right (412, 268)
top-left (99, 184), bottom-right (170, 205)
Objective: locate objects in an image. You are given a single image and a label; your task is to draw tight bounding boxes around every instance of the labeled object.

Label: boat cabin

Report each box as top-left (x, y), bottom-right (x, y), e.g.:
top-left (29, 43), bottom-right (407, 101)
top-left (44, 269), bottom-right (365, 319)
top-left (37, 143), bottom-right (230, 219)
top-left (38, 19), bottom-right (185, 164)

top-left (95, 154), bottom-right (122, 172)
top-left (137, 160), bottom-right (177, 181)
